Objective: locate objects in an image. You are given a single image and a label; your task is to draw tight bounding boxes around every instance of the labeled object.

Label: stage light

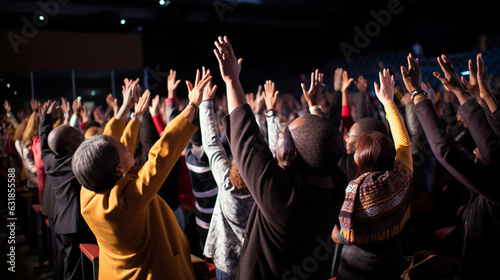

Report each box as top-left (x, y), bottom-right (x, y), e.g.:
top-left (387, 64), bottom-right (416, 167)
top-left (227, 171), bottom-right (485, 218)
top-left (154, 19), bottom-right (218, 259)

top-left (461, 71), bottom-right (470, 76)
top-left (159, 0), bottom-right (170, 6)
top-left (6, 83), bottom-right (10, 88)
top-left (120, 19), bottom-right (126, 25)
top-left (39, 15), bottom-right (45, 21)
top-left (91, 90), bottom-right (96, 96)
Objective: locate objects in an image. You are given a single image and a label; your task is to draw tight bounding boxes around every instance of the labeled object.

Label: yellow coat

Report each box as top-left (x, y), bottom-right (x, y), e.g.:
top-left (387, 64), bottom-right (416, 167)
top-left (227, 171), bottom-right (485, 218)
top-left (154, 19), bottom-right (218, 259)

top-left (80, 115), bottom-right (196, 280)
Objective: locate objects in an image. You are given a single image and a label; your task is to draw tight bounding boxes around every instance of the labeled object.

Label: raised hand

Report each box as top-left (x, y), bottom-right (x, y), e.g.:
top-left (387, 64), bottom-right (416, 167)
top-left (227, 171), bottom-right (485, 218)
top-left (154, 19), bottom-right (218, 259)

top-left (149, 94), bottom-right (161, 116)
top-left (333, 68), bottom-right (343, 92)
top-left (106, 93), bottom-right (118, 117)
top-left (122, 78), bottom-right (140, 110)
top-left (476, 53), bottom-right (498, 112)
top-left (461, 58), bottom-right (480, 100)
top-left (116, 78), bottom-right (140, 122)
top-left (374, 68), bottom-right (395, 106)
top-left (341, 70), bottom-right (354, 93)
top-left (301, 69), bottom-right (325, 107)
top-left (3, 101), bottom-right (11, 113)
top-left (80, 106), bottom-right (90, 123)
top-left (134, 89), bottom-right (151, 120)
top-left (30, 99), bottom-right (40, 113)
top-left (263, 80), bottom-right (279, 111)
top-left (433, 54), bottom-right (468, 98)
top-left (41, 100), bottom-right (56, 115)
top-left (214, 35), bottom-right (243, 82)
top-left (167, 69), bottom-right (181, 99)
top-left (401, 53), bottom-right (422, 93)
top-left (201, 67), bottom-right (218, 101)
top-left (72, 97), bottom-right (82, 116)
top-left (186, 68), bottom-right (212, 108)
top-left (246, 91), bottom-right (265, 114)
top-left (60, 97), bottom-right (71, 115)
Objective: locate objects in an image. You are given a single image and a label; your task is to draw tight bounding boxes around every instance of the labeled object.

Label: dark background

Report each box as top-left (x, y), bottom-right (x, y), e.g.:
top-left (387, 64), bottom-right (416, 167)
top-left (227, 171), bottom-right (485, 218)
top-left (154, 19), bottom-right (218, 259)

top-left (1, 0), bottom-right (499, 103)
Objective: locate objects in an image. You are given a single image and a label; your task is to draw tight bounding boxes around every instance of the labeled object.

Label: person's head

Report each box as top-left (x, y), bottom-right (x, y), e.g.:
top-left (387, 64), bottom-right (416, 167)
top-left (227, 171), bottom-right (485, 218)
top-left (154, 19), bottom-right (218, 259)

top-left (83, 121), bottom-right (104, 139)
top-left (354, 130), bottom-right (395, 173)
top-left (21, 112), bottom-right (40, 145)
top-left (48, 124), bottom-right (84, 156)
top-left (344, 118), bottom-right (387, 154)
top-left (72, 135), bottom-right (135, 192)
top-left (229, 159), bottom-right (248, 193)
top-left (276, 114), bottom-right (343, 175)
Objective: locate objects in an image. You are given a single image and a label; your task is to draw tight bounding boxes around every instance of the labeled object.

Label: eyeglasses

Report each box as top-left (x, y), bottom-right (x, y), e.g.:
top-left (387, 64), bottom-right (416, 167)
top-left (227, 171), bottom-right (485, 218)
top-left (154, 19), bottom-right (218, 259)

top-left (347, 132), bottom-right (358, 138)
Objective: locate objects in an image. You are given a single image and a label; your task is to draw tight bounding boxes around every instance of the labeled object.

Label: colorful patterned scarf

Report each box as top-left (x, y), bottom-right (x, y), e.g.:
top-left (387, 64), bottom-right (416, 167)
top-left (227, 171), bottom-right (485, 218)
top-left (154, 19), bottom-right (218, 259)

top-left (338, 164), bottom-right (412, 245)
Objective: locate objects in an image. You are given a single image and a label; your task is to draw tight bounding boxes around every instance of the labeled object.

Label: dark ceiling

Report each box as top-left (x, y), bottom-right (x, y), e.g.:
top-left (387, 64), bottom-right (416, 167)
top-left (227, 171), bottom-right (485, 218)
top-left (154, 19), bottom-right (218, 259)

top-left (1, 0), bottom-right (499, 98)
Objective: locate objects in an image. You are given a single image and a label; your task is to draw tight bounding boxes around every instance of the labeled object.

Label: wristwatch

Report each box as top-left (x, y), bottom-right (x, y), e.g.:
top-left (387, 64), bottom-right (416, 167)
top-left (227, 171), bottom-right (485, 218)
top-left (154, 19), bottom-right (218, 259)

top-left (265, 109), bottom-right (276, 117)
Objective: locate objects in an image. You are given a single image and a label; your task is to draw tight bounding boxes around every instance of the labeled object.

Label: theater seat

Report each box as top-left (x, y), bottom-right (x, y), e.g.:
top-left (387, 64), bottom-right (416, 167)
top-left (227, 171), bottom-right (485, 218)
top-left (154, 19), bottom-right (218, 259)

top-left (80, 243), bottom-right (99, 280)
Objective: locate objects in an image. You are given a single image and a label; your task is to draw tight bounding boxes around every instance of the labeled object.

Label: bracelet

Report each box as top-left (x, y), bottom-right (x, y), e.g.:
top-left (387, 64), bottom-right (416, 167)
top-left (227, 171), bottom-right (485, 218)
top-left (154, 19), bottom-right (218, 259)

top-left (413, 94), bottom-right (428, 102)
top-left (411, 90), bottom-right (427, 101)
top-left (265, 109), bottom-right (276, 117)
top-left (188, 102), bottom-right (198, 111)
top-left (309, 105), bottom-right (322, 113)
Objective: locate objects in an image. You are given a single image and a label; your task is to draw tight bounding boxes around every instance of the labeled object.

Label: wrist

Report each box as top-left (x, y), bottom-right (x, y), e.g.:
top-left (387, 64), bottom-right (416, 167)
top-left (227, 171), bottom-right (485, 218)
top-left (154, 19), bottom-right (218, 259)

top-left (131, 113), bottom-right (142, 121)
top-left (188, 102), bottom-right (198, 111)
top-left (265, 109), bottom-right (276, 117)
top-left (309, 105), bottom-right (322, 113)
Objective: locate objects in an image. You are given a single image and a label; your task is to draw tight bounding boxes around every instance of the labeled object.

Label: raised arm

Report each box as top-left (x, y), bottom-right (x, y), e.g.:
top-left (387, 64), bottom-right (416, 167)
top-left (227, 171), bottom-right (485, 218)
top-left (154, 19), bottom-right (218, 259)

top-left (375, 68), bottom-right (412, 171)
top-left (39, 100), bottom-right (56, 158)
top-left (469, 54), bottom-right (500, 136)
top-left (120, 90), bottom-right (151, 154)
top-left (199, 73), bottom-right (232, 189)
top-left (301, 69), bottom-right (326, 117)
top-left (4, 101), bottom-right (20, 128)
top-left (246, 85), bottom-right (267, 140)
top-left (214, 36), bottom-right (245, 113)
top-left (263, 79), bottom-right (281, 157)
top-left (123, 69), bottom-right (210, 207)
top-left (115, 78), bottom-right (139, 123)
top-left (149, 94), bottom-right (167, 136)
top-left (215, 36), bottom-right (296, 225)
top-left (404, 53), bottom-right (500, 202)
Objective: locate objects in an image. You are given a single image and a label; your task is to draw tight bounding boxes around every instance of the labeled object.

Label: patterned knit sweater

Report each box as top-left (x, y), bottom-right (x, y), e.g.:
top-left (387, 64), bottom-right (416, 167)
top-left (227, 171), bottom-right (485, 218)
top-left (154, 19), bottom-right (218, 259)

top-left (338, 101), bottom-right (413, 245)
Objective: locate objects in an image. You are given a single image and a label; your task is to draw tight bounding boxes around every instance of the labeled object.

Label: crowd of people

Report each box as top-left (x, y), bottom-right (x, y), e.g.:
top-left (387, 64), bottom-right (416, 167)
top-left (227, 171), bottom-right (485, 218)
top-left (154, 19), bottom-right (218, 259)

top-left (1, 35), bottom-right (499, 280)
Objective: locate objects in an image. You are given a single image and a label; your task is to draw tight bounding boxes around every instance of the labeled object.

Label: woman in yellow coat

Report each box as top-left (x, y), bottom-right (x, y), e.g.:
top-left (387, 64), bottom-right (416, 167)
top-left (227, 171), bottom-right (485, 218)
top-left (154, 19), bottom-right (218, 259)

top-left (72, 71), bottom-right (212, 280)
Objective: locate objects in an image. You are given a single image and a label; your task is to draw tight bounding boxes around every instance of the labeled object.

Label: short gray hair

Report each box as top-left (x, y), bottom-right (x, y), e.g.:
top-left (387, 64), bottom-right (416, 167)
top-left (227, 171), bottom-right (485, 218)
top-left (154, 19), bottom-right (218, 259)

top-left (72, 135), bottom-right (121, 192)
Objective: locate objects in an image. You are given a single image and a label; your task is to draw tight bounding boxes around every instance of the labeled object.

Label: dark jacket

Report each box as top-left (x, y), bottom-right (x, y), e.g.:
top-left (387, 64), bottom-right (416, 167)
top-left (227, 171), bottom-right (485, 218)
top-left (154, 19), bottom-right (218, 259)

top-left (39, 114), bottom-right (89, 235)
top-left (414, 98), bottom-right (500, 280)
top-left (223, 104), bottom-right (346, 280)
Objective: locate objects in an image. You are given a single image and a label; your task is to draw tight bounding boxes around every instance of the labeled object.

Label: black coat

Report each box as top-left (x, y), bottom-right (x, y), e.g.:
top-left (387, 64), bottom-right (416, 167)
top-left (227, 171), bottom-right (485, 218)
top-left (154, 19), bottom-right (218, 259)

top-left (39, 114), bottom-right (88, 235)
top-left (414, 98), bottom-right (500, 280)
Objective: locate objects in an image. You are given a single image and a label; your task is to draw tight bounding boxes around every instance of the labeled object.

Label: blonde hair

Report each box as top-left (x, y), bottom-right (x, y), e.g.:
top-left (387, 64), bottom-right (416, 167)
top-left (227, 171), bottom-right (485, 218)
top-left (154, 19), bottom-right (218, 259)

top-left (14, 119), bottom-right (28, 142)
top-left (22, 112), bottom-right (40, 145)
